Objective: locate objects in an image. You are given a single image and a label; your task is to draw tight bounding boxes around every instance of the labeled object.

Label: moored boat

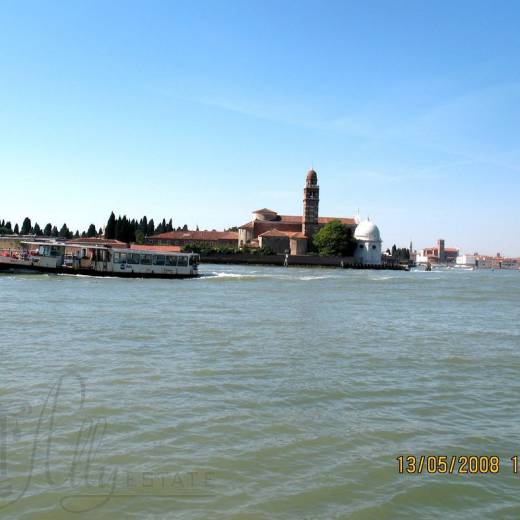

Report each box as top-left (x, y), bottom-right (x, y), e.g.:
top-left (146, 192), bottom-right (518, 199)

top-left (0, 241), bottom-right (199, 279)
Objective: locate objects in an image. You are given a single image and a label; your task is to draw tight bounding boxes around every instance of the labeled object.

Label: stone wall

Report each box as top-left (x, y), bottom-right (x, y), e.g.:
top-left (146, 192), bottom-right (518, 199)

top-left (200, 253), bottom-right (408, 270)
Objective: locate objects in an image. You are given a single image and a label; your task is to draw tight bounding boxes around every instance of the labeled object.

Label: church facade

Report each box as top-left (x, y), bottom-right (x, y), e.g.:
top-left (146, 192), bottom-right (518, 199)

top-left (238, 169), bottom-right (383, 264)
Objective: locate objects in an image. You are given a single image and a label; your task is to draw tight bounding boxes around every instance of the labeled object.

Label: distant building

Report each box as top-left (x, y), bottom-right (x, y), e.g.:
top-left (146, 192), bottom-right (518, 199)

top-left (474, 254), bottom-right (519, 269)
top-left (353, 219), bottom-right (383, 265)
top-left (302, 169), bottom-right (320, 239)
top-left (416, 239), bottom-right (459, 265)
top-left (456, 254), bottom-right (477, 267)
top-left (238, 170), bottom-right (357, 250)
top-left (147, 230), bottom-right (238, 248)
top-left (258, 230), bottom-right (307, 256)
top-left (238, 169), bottom-right (382, 261)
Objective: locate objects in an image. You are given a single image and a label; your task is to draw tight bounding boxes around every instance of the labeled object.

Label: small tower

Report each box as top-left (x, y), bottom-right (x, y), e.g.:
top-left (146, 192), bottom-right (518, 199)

top-left (303, 169), bottom-right (319, 239)
top-left (437, 239), bottom-right (446, 264)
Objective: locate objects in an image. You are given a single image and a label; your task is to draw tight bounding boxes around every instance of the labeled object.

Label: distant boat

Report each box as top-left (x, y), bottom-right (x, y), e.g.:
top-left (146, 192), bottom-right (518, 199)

top-left (0, 241), bottom-right (199, 279)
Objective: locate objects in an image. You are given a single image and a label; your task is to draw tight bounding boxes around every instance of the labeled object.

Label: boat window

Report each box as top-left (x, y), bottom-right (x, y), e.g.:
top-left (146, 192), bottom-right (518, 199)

top-left (177, 256), bottom-right (188, 267)
top-left (165, 255), bottom-right (177, 266)
top-left (114, 252), bottom-right (127, 263)
top-left (127, 253), bottom-right (140, 265)
top-left (189, 255), bottom-right (199, 265)
top-left (141, 254), bottom-right (152, 265)
top-left (153, 255), bottom-right (166, 266)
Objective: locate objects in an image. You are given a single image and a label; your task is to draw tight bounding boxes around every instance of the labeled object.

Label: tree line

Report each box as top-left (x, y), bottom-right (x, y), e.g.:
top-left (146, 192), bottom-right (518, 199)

top-left (386, 245), bottom-right (411, 261)
top-left (0, 212), bottom-right (191, 243)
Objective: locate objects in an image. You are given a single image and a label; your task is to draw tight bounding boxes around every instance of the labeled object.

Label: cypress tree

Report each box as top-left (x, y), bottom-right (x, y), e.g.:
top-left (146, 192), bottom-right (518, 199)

top-left (21, 217), bottom-right (32, 235)
top-left (14, 223), bottom-right (19, 234)
top-left (87, 224), bottom-right (97, 237)
top-left (59, 223), bottom-right (71, 239)
top-left (105, 212), bottom-right (116, 239)
top-left (43, 223), bottom-right (52, 236)
top-left (33, 223), bottom-right (43, 236)
top-left (140, 216), bottom-right (148, 234)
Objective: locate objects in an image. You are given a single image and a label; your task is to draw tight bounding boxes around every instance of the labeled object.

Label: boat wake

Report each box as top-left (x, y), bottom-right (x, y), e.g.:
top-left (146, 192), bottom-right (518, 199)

top-left (199, 271), bottom-right (342, 282)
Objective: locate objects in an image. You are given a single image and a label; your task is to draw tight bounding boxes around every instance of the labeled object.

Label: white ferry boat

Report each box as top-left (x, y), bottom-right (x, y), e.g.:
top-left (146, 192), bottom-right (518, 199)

top-left (0, 241), bottom-right (199, 279)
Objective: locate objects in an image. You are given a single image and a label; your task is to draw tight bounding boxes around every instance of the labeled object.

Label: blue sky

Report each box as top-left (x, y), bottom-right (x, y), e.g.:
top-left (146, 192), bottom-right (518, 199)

top-left (1, 0), bottom-right (519, 255)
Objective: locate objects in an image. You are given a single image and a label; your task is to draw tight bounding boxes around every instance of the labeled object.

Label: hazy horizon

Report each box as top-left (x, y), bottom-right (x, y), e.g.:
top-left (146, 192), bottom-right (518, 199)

top-left (1, 1), bottom-right (519, 256)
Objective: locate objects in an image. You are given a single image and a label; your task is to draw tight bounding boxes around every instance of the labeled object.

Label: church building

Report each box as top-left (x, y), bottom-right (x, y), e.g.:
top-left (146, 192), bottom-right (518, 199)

top-left (238, 169), bottom-right (383, 264)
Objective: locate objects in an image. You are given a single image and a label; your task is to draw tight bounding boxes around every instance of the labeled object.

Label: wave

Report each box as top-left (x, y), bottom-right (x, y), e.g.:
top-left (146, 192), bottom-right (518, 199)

top-left (200, 271), bottom-right (341, 282)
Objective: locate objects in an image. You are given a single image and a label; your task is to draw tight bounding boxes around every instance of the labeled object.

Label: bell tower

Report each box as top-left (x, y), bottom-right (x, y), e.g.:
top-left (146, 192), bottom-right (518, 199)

top-left (303, 169), bottom-right (319, 239)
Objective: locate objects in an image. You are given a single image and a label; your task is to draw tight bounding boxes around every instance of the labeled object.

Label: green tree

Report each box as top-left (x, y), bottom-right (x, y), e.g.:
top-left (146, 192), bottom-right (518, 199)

top-left (33, 223), bottom-right (43, 236)
top-left (135, 229), bottom-right (145, 244)
top-left (0, 221), bottom-right (13, 234)
top-left (105, 212), bottom-right (116, 239)
top-left (147, 219), bottom-right (155, 235)
top-left (312, 220), bottom-right (357, 256)
top-left (43, 223), bottom-right (52, 236)
top-left (156, 218), bottom-right (166, 233)
top-left (87, 224), bottom-right (97, 237)
top-left (21, 217), bottom-right (32, 235)
top-left (59, 223), bottom-right (72, 239)
top-left (14, 223), bottom-right (19, 234)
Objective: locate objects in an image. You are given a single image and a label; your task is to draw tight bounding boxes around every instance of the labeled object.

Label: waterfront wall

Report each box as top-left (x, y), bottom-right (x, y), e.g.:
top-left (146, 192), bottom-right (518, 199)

top-left (200, 253), bottom-right (408, 270)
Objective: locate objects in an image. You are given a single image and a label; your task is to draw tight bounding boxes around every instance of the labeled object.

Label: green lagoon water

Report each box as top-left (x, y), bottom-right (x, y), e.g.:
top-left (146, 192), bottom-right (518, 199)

top-left (1, 265), bottom-right (519, 519)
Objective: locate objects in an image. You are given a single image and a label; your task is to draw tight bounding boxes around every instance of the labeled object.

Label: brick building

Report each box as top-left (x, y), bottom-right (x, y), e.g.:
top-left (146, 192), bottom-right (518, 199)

top-left (238, 169), bottom-right (357, 255)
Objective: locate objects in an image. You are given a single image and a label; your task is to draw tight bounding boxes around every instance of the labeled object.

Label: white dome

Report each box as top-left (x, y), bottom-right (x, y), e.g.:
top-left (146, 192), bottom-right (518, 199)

top-left (354, 219), bottom-right (381, 242)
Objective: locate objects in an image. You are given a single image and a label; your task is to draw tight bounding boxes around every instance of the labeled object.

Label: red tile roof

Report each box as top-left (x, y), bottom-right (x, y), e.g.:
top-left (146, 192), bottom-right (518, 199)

top-left (259, 229), bottom-right (307, 239)
top-left (149, 230), bottom-right (238, 241)
top-left (255, 221), bottom-right (302, 235)
top-left (259, 229), bottom-right (290, 237)
top-left (318, 216), bottom-right (357, 225)
top-left (130, 244), bottom-right (181, 252)
top-left (238, 222), bottom-right (254, 230)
